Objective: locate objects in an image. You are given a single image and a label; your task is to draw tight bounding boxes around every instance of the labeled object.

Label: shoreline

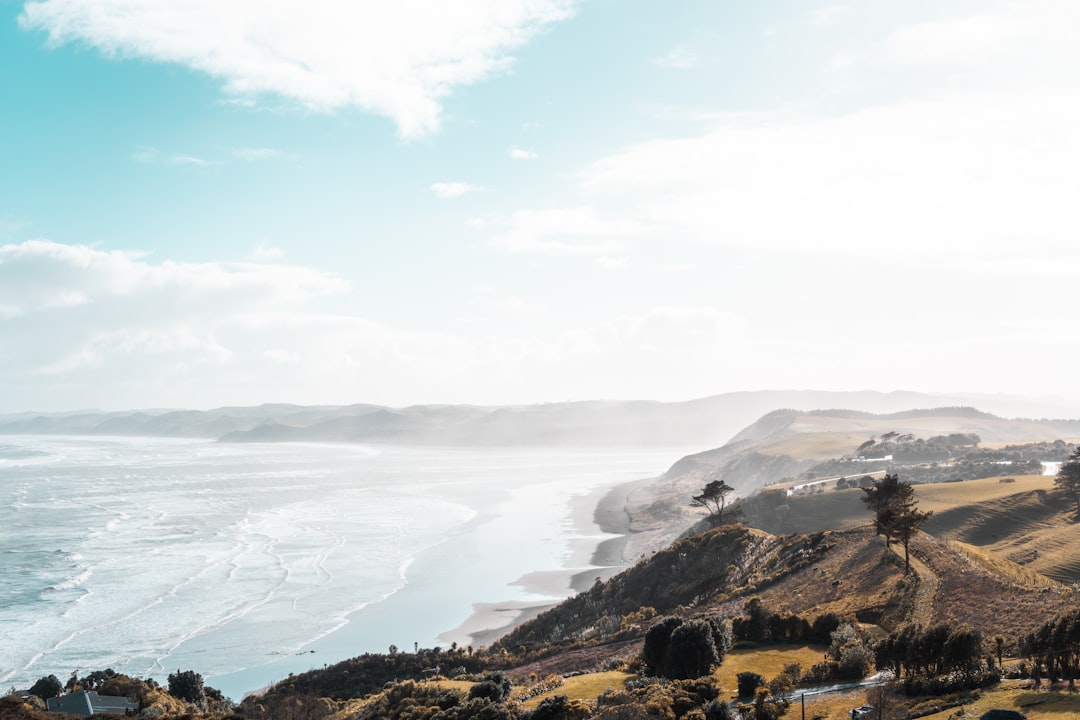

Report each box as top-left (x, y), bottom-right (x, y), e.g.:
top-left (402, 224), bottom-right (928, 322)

top-left (439, 475), bottom-right (648, 649)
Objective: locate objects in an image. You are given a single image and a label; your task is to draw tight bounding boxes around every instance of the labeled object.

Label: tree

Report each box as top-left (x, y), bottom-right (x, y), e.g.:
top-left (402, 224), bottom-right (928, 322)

top-left (28, 676), bottom-right (62, 701)
top-left (667, 620), bottom-right (721, 679)
top-left (692, 478), bottom-right (735, 524)
top-left (643, 616), bottom-right (684, 677)
top-left (468, 671), bottom-right (512, 702)
top-left (1056, 446), bottom-right (1080, 514)
top-left (736, 672), bottom-right (765, 699)
top-left (860, 474), bottom-right (903, 546)
top-left (888, 481), bottom-right (932, 574)
top-left (862, 474), bottom-right (931, 571)
top-left (167, 670), bottom-right (205, 706)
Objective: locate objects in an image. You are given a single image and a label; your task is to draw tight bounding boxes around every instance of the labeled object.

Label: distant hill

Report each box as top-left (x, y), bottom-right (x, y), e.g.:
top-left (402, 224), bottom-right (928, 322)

top-left (2, 389), bottom-right (1077, 447)
top-left (614, 407), bottom-right (1080, 558)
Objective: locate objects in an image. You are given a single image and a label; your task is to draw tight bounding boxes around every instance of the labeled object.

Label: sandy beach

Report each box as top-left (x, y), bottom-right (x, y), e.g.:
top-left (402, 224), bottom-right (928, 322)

top-left (439, 475), bottom-right (648, 648)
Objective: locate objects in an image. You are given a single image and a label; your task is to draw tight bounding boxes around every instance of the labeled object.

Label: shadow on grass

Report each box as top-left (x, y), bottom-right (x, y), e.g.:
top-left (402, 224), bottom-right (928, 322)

top-left (1013, 690), bottom-right (1080, 713)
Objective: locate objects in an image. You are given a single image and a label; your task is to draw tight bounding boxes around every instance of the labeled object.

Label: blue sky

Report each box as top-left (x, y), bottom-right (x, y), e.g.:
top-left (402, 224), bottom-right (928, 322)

top-left (2, 0), bottom-right (1079, 412)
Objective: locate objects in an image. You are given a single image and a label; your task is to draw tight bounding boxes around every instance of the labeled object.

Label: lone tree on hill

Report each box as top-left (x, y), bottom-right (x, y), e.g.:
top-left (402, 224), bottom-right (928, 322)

top-left (1056, 446), bottom-right (1080, 514)
top-left (860, 473), bottom-right (902, 546)
top-left (862, 473), bottom-right (931, 572)
top-left (692, 478), bottom-right (735, 524)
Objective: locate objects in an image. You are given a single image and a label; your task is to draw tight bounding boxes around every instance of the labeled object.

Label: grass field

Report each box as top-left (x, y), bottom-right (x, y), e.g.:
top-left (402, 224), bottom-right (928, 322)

top-left (515, 671), bottom-right (631, 709)
top-left (917, 682), bottom-right (1080, 720)
top-left (715, 645), bottom-right (830, 698)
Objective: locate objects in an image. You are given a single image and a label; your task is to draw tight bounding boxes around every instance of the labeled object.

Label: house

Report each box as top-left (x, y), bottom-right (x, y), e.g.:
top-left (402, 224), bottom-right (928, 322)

top-left (46, 691), bottom-right (138, 716)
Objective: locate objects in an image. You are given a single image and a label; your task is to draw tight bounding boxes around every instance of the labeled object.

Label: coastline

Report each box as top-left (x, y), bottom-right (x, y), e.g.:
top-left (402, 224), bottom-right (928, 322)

top-left (440, 476), bottom-right (647, 649)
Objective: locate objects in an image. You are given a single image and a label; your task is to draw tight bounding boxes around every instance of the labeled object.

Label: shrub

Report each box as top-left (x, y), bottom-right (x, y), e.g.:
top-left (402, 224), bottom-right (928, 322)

top-left (737, 672), bottom-right (765, 698)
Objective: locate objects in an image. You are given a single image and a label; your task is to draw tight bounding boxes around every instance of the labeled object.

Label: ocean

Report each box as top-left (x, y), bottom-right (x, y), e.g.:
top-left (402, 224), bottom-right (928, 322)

top-left (0, 436), bottom-right (682, 699)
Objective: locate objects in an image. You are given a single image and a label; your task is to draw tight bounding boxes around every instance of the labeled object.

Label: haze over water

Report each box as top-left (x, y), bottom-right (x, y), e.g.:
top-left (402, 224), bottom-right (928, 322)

top-left (0, 436), bottom-right (680, 699)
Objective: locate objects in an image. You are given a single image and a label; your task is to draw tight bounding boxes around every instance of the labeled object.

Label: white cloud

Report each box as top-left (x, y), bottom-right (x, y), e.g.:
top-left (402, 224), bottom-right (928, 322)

top-left (653, 45), bottom-right (699, 70)
top-left (167, 154), bottom-right (208, 166)
top-left (251, 245), bottom-right (284, 260)
top-left (20, 0), bottom-right (576, 138)
top-left (492, 207), bottom-right (643, 255)
top-left (132, 147), bottom-right (209, 166)
top-left (509, 146), bottom-right (538, 160)
top-left (431, 182), bottom-right (481, 199)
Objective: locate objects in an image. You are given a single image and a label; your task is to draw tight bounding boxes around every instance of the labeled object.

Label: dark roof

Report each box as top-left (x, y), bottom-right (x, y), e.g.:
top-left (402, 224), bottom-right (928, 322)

top-left (47, 691), bottom-right (137, 716)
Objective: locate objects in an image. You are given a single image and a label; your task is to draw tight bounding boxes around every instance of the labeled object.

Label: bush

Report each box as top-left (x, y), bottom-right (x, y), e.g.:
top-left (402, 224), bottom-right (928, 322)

top-left (737, 672), bottom-right (765, 698)
top-left (28, 676), bottom-right (62, 702)
top-left (468, 672), bottom-right (512, 703)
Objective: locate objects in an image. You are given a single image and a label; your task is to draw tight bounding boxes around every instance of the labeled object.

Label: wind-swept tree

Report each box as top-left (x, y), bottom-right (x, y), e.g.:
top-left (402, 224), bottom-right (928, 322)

top-left (1056, 446), bottom-right (1080, 514)
top-left (860, 473), bottom-right (902, 546)
top-left (886, 480), bottom-right (932, 573)
top-left (862, 473), bottom-right (931, 571)
top-left (692, 478), bottom-right (735, 524)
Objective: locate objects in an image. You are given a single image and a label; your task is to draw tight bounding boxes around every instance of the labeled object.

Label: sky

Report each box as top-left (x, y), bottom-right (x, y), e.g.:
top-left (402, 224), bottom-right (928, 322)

top-left (1, 0), bottom-right (1079, 412)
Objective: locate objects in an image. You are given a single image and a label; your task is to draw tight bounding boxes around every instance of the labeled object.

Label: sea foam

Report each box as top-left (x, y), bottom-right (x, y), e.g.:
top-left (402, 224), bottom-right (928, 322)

top-left (0, 437), bottom-right (680, 699)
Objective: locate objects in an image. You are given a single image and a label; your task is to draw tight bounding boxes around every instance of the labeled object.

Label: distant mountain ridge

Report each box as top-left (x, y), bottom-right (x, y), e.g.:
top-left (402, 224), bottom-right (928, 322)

top-left (2, 390), bottom-right (1077, 448)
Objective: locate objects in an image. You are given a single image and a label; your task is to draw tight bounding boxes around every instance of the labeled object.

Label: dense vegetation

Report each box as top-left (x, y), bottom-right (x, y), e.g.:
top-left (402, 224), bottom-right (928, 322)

top-left (804, 438), bottom-right (1071, 486)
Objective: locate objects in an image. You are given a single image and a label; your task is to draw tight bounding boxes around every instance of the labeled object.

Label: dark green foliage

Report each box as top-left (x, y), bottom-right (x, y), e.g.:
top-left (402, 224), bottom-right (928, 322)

top-left (527, 695), bottom-right (587, 720)
top-left (596, 678), bottom-right (720, 720)
top-left (809, 613), bottom-right (842, 644)
top-left (979, 711), bottom-right (1026, 720)
top-left (667, 620), bottom-right (721, 679)
top-left (432, 697), bottom-right (515, 720)
top-left (167, 670), bottom-right (205, 705)
top-left (1056, 446), bottom-right (1080, 514)
top-left (468, 671), bottom-right (512, 702)
top-left (736, 672), bottom-right (765, 698)
top-left (861, 473), bottom-right (931, 571)
top-left (692, 478), bottom-right (736, 523)
top-left (28, 676), bottom-right (62, 701)
top-left (752, 685), bottom-right (789, 720)
top-left (643, 616), bottom-right (684, 676)
top-left (342, 680), bottom-right (462, 720)
top-left (705, 698), bottom-right (735, 720)
top-left (875, 624), bottom-right (985, 682)
top-left (1018, 608), bottom-right (1080, 688)
top-left (643, 616), bottom-right (729, 680)
top-left (732, 601), bottom-right (840, 646)
top-left (259, 646), bottom-right (486, 700)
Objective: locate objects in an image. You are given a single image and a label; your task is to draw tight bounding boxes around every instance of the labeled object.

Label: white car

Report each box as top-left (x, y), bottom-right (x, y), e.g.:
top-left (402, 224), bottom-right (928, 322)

top-left (852, 706), bottom-right (875, 718)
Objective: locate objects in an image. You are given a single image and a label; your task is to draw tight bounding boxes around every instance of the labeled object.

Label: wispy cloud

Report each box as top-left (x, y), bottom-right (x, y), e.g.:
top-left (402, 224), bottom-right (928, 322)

top-left (132, 147), bottom-right (209, 167)
top-left (431, 182), bottom-right (482, 199)
top-left (20, 0), bottom-right (577, 139)
top-left (509, 146), bottom-right (538, 160)
top-left (232, 147), bottom-right (284, 161)
top-left (653, 45), bottom-right (700, 70)
top-left (251, 245), bottom-right (285, 260)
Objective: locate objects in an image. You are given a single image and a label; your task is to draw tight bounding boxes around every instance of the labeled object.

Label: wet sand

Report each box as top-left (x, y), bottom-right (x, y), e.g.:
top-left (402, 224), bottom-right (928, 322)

top-left (439, 477), bottom-right (645, 648)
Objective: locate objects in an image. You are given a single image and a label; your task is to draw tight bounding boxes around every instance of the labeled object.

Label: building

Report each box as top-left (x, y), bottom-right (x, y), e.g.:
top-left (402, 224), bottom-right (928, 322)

top-left (46, 691), bottom-right (138, 716)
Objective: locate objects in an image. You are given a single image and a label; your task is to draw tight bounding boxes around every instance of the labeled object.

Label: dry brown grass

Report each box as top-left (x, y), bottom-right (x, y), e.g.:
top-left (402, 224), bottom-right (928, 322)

top-left (914, 475), bottom-right (1053, 513)
top-left (714, 645), bottom-right (828, 698)
top-left (916, 682), bottom-right (1080, 720)
top-left (907, 533), bottom-right (1078, 644)
top-left (918, 476), bottom-right (1080, 584)
top-left (743, 527), bottom-right (912, 628)
top-left (515, 671), bottom-right (631, 709)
